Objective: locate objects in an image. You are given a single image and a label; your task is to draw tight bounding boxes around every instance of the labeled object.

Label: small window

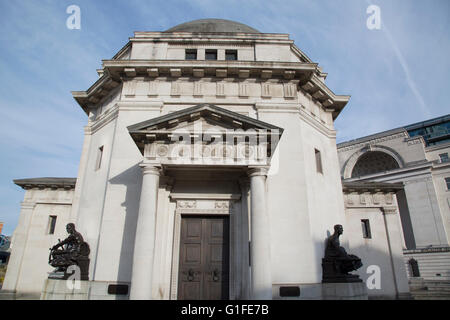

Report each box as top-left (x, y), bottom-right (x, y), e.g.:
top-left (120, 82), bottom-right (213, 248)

top-left (185, 49), bottom-right (197, 60)
top-left (96, 146), bottom-right (104, 171)
top-left (439, 153), bottom-right (449, 163)
top-left (225, 50), bottom-right (238, 61)
top-left (445, 177), bottom-right (450, 190)
top-left (205, 49), bottom-right (217, 60)
top-left (48, 216), bottom-right (57, 235)
top-left (315, 149), bottom-right (323, 173)
top-left (361, 219), bottom-right (372, 239)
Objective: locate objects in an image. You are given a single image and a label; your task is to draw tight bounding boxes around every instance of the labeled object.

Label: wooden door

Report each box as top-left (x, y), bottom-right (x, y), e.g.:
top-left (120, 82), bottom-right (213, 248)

top-left (178, 216), bottom-right (229, 300)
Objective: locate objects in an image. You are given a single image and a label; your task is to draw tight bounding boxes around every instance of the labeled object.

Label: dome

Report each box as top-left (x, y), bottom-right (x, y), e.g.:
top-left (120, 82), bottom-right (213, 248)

top-left (165, 19), bottom-right (260, 33)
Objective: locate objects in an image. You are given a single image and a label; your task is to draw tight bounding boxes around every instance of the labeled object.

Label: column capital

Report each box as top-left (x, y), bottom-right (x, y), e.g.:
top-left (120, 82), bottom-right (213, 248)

top-left (139, 163), bottom-right (161, 176)
top-left (247, 166), bottom-right (269, 178)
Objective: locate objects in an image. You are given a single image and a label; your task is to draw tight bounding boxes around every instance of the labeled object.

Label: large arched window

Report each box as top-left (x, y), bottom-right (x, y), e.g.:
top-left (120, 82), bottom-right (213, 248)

top-left (351, 151), bottom-right (400, 178)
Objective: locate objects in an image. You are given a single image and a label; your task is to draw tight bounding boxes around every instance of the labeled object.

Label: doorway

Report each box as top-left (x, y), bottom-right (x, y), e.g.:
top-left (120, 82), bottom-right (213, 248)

top-left (177, 216), bottom-right (230, 300)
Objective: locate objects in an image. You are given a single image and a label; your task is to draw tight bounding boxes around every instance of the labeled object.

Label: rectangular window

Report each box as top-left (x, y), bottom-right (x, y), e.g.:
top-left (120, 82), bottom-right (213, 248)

top-left (361, 219), bottom-right (372, 239)
top-left (445, 177), bottom-right (450, 190)
top-left (439, 153), bottom-right (449, 163)
top-left (185, 49), bottom-right (197, 60)
top-left (96, 146), bottom-right (104, 171)
top-left (48, 216), bottom-right (57, 235)
top-left (205, 49), bottom-right (217, 60)
top-left (225, 50), bottom-right (238, 61)
top-left (315, 149), bottom-right (323, 173)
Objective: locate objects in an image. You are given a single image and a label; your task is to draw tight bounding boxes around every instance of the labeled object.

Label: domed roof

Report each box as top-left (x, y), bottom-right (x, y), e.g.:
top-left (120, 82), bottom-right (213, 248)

top-left (165, 19), bottom-right (260, 33)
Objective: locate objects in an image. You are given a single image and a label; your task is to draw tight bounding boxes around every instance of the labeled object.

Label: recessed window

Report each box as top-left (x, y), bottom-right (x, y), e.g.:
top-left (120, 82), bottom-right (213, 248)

top-left (225, 50), bottom-right (238, 61)
top-left (445, 177), bottom-right (450, 190)
top-left (205, 49), bottom-right (218, 60)
top-left (315, 149), bottom-right (323, 174)
top-left (361, 219), bottom-right (372, 239)
top-left (185, 49), bottom-right (197, 60)
top-left (96, 146), bottom-right (104, 171)
top-left (48, 216), bottom-right (57, 235)
top-left (439, 153), bottom-right (449, 163)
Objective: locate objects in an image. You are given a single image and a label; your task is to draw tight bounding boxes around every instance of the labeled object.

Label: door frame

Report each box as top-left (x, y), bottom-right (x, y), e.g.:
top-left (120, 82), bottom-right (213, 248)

top-left (169, 194), bottom-right (240, 300)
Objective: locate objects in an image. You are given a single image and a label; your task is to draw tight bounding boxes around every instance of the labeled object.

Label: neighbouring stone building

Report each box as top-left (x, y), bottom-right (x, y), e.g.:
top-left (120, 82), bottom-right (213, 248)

top-left (3, 19), bottom-right (447, 300)
top-left (338, 115), bottom-right (450, 296)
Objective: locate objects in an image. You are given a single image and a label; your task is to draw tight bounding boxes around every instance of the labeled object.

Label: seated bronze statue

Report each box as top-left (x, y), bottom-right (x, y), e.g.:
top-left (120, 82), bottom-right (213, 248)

top-left (322, 224), bottom-right (362, 283)
top-left (48, 223), bottom-right (90, 280)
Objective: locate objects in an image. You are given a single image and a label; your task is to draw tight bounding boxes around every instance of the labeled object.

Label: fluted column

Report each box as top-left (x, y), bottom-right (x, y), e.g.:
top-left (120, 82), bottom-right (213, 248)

top-left (248, 167), bottom-right (272, 299)
top-left (130, 164), bottom-right (161, 300)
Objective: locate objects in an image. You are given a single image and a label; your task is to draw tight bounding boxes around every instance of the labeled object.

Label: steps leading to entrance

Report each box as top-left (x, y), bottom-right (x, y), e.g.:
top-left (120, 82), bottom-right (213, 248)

top-left (409, 279), bottom-right (450, 300)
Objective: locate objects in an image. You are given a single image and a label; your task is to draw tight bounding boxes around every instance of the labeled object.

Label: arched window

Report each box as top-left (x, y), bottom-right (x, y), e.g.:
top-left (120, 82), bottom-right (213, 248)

top-left (351, 151), bottom-right (400, 178)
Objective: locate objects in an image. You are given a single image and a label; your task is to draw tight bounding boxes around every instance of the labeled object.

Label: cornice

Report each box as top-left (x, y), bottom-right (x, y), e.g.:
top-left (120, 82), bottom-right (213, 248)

top-left (14, 178), bottom-right (76, 190)
top-left (73, 60), bottom-right (348, 119)
top-left (338, 131), bottom-right (409, 152)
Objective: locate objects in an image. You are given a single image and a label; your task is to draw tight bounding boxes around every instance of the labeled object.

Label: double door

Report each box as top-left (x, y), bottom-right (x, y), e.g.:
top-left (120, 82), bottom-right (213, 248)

top-left (178, 216), bottom-right (230, 300)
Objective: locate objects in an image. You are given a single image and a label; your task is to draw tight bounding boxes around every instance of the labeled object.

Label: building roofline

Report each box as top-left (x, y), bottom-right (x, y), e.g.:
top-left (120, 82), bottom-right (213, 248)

top-left (338, 114), bottom-right (450, 148)
top-left (13, 178), bottom-right (76, 190)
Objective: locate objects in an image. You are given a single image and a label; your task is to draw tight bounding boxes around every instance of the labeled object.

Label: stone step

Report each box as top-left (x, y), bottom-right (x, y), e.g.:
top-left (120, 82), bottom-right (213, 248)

top-left (0, 290), bottom-right (39, 300)
top-left (411, 290), bottom-right (450, 300)
top-left (427, 286), bottom-right (450, 291)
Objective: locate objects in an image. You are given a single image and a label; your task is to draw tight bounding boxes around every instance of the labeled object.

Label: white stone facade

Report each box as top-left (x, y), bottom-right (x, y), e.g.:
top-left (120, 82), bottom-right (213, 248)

top-left (4, 19), bottom-right (420, 300)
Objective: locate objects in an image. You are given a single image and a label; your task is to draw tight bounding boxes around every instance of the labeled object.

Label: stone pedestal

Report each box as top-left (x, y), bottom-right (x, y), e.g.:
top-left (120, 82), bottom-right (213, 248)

top-left (40, 279), bottom-right (130, 300)
top-left (322, 282), bottom-right (368, 300)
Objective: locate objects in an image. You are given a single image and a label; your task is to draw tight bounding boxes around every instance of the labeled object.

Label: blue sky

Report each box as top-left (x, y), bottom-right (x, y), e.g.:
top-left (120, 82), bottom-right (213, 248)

top-left (0, 0), bottom-right (449, 235)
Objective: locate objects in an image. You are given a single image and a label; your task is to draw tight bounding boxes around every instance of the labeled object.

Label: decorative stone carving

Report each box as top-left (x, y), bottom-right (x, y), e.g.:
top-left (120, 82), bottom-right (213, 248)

top-left (322, 224), bottom-right (363, 283)
top-left (123, 81), bottom-right (136, 97)
top-left (148, 81), bottom-right (159, 96)
top-left (216, 82), bottom-right (225, 97)
top-left (261, 83), bottom-right (271, 98)
top-left (215, 201), bottom-right (230, 209)
top-left (359, 194), bottom-right (366, 204)
top-left (283, 83), bottom-right (297, 99)
top-left (193, 82), bottom-right (203, 96)
top-left (177, 200), bottom-right (197, 209)
top-left (171, 82), bottom-right (181, 96)
top-left (239, 82), bottom-right (249, 97)
top-left (156, 145), bottom-right (169, 157)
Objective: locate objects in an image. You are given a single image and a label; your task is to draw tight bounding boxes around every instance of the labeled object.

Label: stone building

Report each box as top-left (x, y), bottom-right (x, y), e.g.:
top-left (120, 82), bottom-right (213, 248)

top-left (338, 115), bottom-right (450, 297)
top-left (2, 19), bottom-right (418, 300)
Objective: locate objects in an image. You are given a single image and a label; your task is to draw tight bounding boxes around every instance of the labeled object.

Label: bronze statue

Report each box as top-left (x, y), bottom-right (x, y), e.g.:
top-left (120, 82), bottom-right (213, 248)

top-left (322, 224), bottom-right (363, 283)
top-left (48, 223), bottom-right (90, 280)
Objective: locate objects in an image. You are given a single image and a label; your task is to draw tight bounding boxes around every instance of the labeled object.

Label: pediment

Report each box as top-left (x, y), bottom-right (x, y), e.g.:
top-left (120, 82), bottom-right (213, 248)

top-left (128, 104), bottom-right (284, 166)
top-left (128, 104), bottom-right (282, 133)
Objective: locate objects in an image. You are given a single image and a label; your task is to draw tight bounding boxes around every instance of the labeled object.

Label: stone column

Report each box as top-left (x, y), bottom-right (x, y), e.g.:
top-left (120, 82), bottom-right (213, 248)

top-left (248, 167), bottom-right (272, 299)
top-left (130, 164), bottom-right (161, 300)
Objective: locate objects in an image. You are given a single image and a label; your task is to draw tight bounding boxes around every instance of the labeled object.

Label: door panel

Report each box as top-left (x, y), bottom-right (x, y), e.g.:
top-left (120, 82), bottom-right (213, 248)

top-left (178, 216), bottom-right (229, 300)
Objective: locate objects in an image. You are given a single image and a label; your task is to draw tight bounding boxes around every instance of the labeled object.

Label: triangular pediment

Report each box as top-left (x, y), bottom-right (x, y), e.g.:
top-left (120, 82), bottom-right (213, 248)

top-left (128, 104), bottom-right (284, 161)
top-left (128, 104), bottom-right (283, 133)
